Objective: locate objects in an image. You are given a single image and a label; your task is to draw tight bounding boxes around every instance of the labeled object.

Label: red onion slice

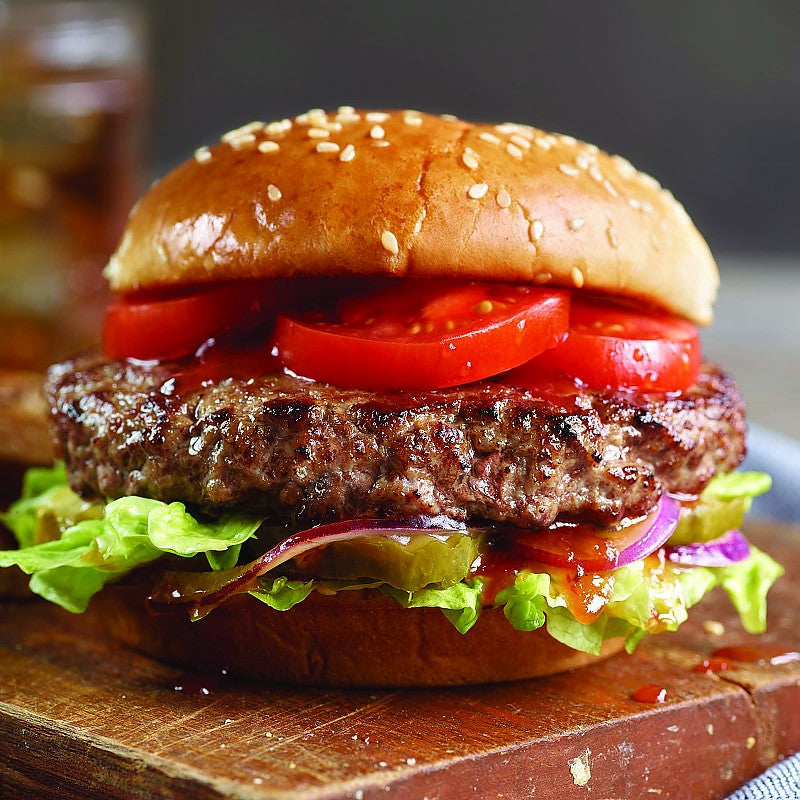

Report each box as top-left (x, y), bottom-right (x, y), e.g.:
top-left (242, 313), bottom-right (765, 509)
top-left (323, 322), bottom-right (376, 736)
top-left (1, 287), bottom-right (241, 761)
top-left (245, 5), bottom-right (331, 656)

top-left (148, 515), bottom-right (469, 619)
top-left (505, 494), bottom-right (681, 572)
top-left (148, 497), bottom-right (682, 620)
top-left (665, 529), bottom-right (750, 567)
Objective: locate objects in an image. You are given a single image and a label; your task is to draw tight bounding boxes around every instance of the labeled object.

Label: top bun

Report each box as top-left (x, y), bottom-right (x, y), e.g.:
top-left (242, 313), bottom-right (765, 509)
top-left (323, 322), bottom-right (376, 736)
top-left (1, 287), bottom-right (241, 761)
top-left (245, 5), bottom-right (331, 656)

top-left (105, 109), bottom-right (718, 324)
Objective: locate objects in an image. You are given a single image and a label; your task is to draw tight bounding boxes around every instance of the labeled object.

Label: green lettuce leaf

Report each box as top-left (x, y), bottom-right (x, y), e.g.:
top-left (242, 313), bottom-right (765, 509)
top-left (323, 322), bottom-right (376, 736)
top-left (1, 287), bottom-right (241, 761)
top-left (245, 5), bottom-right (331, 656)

top-left (381, 580), bottom-right (484, 633)
top-left (496, 572), bottom-right (551, 631)
top-left (716, 546), bottom-right (783, 633)
top-left (0, 466), bottom-right (782, 652)
top-left (1, 463), bottom-right (102, 549)
top-left (0, 473), bottom-right (262, 612)
top-left (669, 471), bottom-right (772, 546)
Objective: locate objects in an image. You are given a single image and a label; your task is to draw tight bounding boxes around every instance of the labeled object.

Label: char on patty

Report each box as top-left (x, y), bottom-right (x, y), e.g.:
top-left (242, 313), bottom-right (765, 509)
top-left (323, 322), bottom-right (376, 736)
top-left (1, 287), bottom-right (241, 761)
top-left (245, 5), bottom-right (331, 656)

top-left (47, 354), bottom-right (745, 529)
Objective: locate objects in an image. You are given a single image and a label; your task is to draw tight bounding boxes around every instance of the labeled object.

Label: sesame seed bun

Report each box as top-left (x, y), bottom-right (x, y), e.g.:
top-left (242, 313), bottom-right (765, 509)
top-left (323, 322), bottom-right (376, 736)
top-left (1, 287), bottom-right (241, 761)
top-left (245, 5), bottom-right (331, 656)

top-left (105, 109), bottom-right (718, 324)
top-left (86, 583), bottom-right (624, 687)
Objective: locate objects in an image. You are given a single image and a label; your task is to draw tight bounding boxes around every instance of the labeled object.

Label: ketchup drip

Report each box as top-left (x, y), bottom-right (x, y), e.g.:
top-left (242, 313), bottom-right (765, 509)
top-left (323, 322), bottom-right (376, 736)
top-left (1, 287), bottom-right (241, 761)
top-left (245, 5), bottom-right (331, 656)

top-left (166, 336), bottom-right (286, 396)
top-left (693, 656), bottom-right (732, 675)
top-left (632, 684), bottom-right (668, 704)
top-left (711, 645), bottom-right (800, 666)
top-left (473, 537), bottom-right (615, 624)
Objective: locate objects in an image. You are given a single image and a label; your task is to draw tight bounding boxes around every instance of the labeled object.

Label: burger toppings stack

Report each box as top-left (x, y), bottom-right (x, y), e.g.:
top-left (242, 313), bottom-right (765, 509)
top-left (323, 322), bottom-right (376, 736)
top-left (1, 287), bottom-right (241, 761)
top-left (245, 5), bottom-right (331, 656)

top-left (0, 109), bottom-right (780, 686)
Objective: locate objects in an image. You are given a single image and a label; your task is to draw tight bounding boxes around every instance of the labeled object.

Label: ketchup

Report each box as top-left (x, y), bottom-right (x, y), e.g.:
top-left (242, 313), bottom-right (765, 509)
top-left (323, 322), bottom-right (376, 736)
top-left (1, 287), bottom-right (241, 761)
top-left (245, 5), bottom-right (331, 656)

top-left (632, 684), bottom-right (668, 704)
top-left (473, 536), bottom-right (614, 624)
top-left (167, 336), bottom-right (285, 395)
top-left (711, 645), bottom-right (800, 666)
top-left (693, 656), bottom-right (732, 675)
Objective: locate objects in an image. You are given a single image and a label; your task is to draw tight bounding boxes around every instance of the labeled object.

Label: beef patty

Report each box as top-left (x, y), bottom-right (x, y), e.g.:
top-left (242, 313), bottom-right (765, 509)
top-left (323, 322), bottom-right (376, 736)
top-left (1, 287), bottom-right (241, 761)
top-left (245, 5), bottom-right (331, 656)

top-left (47, 354), bottom-right (745, 529)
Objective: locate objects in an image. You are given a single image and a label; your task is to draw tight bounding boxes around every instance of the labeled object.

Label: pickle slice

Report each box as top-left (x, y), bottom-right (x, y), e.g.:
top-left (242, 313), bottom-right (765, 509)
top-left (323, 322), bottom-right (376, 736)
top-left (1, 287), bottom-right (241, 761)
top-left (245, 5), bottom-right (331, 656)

top-left (309, 533), bottom-right (482, 591)
top-left (667, 495), bottom-right (751, 546)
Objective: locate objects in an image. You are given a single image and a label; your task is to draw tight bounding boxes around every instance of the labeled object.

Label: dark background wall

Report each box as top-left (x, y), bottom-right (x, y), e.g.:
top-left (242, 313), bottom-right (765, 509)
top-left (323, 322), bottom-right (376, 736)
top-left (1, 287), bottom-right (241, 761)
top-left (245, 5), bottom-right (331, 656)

top-left (142, 0), bottom-right (799, 256)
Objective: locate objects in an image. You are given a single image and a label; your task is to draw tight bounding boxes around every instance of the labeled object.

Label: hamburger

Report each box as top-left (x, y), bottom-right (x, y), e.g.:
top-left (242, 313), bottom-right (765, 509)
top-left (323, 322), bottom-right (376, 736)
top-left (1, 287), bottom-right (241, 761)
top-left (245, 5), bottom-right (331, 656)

top-left (0, 108), bottom-right (781, 686)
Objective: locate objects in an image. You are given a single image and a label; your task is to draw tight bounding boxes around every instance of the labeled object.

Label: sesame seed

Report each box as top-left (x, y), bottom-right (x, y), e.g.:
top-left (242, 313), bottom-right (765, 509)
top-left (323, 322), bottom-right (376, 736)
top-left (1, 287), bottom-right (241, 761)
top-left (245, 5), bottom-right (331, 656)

top-left (308, 127), bottom-right (330, 139)
top-left (506, 143), bottom-right (523, 159)
top-left (308, 110), bottom-right (328, 127)
top-left (340, 143), bottom-right (356, 162)
top-left (606, 225), bottom-right (619, 248)
top-left (316, 141), bottom-right (340, 153)
top-left (194, 146), bottom-right (212, 163)
top-left (403, 111), bottom-right (423, 126)
top-left (265, 119), bottom-right (292, 135)
top-left (613, 155), bottom-right (636, 178)
top-left (324, 121), bottom-right (343, 133)
top-left (467, 182), bottom-right (488, 199)
top-left (496, 122), bottom-right (530, 135)
top-left (530, 219), bottom-right (544, 242)
top-left (474, 300), bottom-right (494, 314)
top-left (295, 113), bottom-right (310, 125)
top-left (227, 133), bottom-right (256, 149)
top-left (257, 141), bottom-right (279, 154)
top-left (441, 113), bottom-right (458, 121)
top-left (478, 132), bottom-right (501, 145)
top-left (373, 140), bottom-right (390, 147)
top-left (337, 105), bottom-right (355, 114)
top-left (462, 152), bottom-right (479, 170)
top-left (496, 188), bottom-right (511, 208)
top-left (534, 271), bottom-right (552, 283)
top-left (642, 201), bottom-right (655, 215)
top-left (558, 163), bottom-right (579, 176)
top-left (510, 134), bottom-right (531, 150)
top-left (629, 197), bottom-right (642, 210)
top-left (638, 172), bottom-right (661, 190)
top-left (603, 179), bottom-right (618, 198)
top-left (221, 121), bottom-right (263, 142)
top-left (369, 124), bottom-right (385, 140)
top-left (571, 267), bottom-right (585, 288)
top-left (568, 217), bottom-right (586, 231)
top-left (267, 184), bottom-right (282, 202)
top-left (335, 110), bottom-right (361, 124)
top-left (381, 230), bottom-right (399, 254)
top-left (673, 200), bottom-right (691, 224)
top-left (650, 233), bottom-right (662, 251)
top-left (703, 619), bottom-right (725, 636)
top-left (366, 111), bottom-right (389, 123)
top-left (588, 165), bottom-right (603, 183)
top-left (559, 134), bottom-right (577, 146)
top-left (575, 152), bottom-right (593, 170)
top-left (534, 137), bottom-right (552, 150)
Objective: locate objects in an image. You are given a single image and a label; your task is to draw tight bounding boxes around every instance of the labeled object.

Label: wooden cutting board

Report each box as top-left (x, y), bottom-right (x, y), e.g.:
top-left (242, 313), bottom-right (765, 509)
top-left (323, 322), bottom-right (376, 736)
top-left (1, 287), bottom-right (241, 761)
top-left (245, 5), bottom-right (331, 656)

top-left (1, 519), bottom-right (798, 800)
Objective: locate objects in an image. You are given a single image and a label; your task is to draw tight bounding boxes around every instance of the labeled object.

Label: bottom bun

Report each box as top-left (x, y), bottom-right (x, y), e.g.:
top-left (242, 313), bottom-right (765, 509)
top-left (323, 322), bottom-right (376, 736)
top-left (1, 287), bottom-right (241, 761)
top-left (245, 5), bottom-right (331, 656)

top-left (86, 585), bottom-right (624, 687)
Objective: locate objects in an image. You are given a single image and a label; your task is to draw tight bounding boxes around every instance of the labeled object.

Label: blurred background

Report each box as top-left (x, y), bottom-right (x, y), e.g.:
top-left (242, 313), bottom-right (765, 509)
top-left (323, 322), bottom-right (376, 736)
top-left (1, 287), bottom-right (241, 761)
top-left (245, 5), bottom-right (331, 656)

top-left (0, 0), bottom-right (797, 437)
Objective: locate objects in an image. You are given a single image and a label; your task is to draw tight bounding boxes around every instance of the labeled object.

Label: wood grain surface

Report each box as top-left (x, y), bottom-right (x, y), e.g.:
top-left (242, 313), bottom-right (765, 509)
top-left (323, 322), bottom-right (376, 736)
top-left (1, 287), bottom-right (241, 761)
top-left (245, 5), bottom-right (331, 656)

top-left (0, 519), bottom-right (798, 800)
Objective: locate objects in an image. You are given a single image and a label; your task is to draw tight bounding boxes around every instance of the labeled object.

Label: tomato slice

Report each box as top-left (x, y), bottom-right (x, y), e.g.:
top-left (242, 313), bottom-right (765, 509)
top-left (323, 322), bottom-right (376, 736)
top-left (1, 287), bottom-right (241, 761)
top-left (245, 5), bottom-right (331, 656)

top-left (509, 295), bottom-right (701, 392)
top-left (275, 281), bottom-right (569, 390)
top-left (103, 281), bottom-right (274, 361)
top-left (500, 511), bottom-right (661, 573)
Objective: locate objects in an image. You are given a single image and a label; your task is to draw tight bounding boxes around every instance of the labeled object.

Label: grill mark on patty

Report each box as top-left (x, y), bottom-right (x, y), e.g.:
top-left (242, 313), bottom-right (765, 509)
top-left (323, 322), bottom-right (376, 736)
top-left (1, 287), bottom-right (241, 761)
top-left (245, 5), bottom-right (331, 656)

top-left (45, 355), bottom-right (746, 528)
